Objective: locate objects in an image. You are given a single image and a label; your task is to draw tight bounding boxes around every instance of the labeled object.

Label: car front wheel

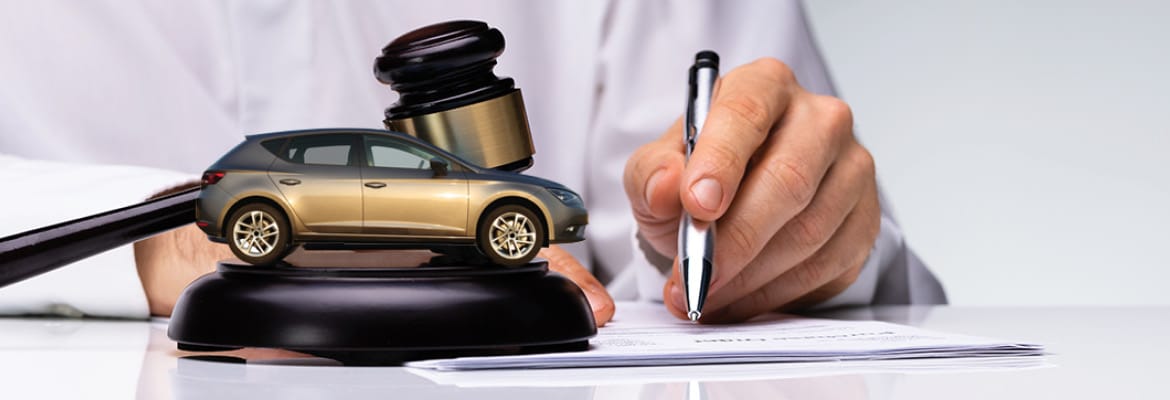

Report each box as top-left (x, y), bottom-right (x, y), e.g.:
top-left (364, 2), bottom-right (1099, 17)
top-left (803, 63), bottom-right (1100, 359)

top-left (227, 203), bottom-right (292, 265)
top-left (478, 205), bottom-right (545, 267)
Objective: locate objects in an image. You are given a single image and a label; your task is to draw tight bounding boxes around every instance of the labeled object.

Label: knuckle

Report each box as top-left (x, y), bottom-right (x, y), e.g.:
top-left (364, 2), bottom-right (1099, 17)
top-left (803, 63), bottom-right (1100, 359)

top-left (754, 283), bottom-right (788, 314)
top-left (623, 144), bottom-right (675, 192)
top-left (715, 94), bottom-right (773, 140)
top-left (786, 210), bottom-right (832, 254)
top-left (762, 158), bottom-right (816, 208)
top-left (815, 96), bottom-right (854, 140)
top-left (702, 139), bottom-right (746, 174)
top-left (817, 95), bottom-right (854, 125)
top-left (623, 144), bottom-right (653, 175)
top-left (853, 145), bottom-right (876, 178)
top-left (622, 151), bottom-right (650, 198)
top-left (752, 57), bottom-right (796, 84)
top-left (834, 263), bottom-right (865, 291)
top-left (791, 261), bottom-right (829, 292)
top-left (717, 267), bottom-right (751, 303)
top-left (860, 198), bottom-right (882, 245)
top-left (721, 220), bottom-right (760, 267)
top-left (622, 150), bottom-right (642, 186)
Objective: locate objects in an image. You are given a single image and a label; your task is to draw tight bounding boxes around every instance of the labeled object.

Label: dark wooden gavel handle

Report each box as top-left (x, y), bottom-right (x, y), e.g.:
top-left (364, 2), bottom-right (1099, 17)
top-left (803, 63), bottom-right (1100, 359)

top-left (0, 187), bottom-right (198, 289)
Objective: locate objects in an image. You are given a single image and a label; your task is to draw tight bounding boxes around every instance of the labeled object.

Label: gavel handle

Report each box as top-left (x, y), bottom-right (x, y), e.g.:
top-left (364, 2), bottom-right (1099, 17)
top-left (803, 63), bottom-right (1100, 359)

top-left (0, 187), bottom-right (198, 289)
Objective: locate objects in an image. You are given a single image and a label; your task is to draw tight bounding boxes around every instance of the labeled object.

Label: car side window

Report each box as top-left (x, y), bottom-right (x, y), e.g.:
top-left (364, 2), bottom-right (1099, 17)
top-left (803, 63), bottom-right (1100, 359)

top-left (365, 136), bottom-right (436, 170)
top-left (283, 134), bottom-right (357, 167)
top-left (261, 138), bottom-right (287, 156)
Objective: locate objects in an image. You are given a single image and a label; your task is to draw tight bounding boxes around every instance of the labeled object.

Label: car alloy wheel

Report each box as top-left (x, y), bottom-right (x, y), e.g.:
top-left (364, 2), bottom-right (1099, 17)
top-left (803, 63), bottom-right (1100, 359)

top-left (233, 210), bottom-right (279, 257)
top-left (227, 203), bottom-right (292, 265)
top-left (478, 204), bottom-right (545, 267)
top-left (491, 211), bottom-right (536, 260)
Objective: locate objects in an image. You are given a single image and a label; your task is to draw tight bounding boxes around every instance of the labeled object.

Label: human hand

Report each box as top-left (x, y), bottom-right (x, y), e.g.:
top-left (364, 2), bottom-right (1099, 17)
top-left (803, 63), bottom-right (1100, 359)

top-left (134, 223), bottom-right (232, 317)
top-left (134, 225), bottom-right (615, 327)
top-left (624, 58), bottom-right (880, 323)
top-left (540, 245), bottom-right (615, 327)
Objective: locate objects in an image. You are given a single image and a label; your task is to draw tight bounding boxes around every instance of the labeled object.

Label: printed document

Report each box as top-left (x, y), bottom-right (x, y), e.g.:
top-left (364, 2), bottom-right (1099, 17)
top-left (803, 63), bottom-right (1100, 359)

top-left (407, 302), bottom-right (1043, 371)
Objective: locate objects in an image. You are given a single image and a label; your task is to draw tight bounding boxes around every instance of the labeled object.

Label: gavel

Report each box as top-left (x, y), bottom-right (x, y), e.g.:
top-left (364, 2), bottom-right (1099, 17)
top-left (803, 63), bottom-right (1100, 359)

top-left (375, 20), bottom-right (536, 172)
top-left (0, 20), bottom-right (538, 288)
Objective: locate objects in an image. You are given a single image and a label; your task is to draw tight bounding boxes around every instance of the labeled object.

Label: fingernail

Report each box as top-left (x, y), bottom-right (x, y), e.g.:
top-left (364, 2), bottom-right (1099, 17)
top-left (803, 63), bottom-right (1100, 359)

top-left (644, 169), bottom-right (664, 207)
top-left (669, 282), bottom-right (686, 311)
top-left (690, 178), bottom-right (723, 212)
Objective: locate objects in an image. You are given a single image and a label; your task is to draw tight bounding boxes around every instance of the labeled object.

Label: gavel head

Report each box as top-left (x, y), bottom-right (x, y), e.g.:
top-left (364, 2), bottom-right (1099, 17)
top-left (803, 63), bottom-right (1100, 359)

top-left (374, 20), bottom-right (535, 172)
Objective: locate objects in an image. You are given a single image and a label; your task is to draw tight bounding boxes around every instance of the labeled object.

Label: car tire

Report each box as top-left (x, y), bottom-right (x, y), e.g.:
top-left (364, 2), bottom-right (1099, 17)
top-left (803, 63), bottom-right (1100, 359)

top-left (226, 202), bottom-right (292, 266)
top-left (477, 204), bottom-right (545, 267)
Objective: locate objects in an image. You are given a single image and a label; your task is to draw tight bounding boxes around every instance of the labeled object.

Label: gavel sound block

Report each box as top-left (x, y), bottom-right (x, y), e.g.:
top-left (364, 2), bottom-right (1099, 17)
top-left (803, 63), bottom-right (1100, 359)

top-left (167, 20), bottom-right (595, 365)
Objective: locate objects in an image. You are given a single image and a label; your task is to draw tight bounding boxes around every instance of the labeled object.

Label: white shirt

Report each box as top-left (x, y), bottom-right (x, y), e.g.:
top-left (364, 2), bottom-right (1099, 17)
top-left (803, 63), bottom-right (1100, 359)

top-left (0, 0), bottom-right (944, 318)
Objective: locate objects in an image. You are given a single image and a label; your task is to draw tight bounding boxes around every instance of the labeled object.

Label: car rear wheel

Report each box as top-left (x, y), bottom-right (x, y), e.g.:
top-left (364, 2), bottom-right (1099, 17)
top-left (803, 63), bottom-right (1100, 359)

top-left (478, 205), bottom-right (545, 267)
top-left (227, 203), bottom-right (292, 265)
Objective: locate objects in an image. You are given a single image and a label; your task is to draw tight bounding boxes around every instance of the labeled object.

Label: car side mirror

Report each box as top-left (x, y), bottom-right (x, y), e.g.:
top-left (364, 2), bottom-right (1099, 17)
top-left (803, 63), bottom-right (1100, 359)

top-left (430, 159), bottom-right (449, 177)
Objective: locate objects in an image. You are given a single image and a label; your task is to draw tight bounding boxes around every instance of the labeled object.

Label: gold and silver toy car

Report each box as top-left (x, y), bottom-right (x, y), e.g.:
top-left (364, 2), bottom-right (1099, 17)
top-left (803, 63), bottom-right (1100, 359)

top-left (195, 128), bottom-right (587, 267)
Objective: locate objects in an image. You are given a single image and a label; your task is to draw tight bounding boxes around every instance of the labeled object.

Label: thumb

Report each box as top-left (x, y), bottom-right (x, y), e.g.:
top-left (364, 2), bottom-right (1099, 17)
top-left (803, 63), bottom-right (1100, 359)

top-left (541, 245), bottom-right (615, 327)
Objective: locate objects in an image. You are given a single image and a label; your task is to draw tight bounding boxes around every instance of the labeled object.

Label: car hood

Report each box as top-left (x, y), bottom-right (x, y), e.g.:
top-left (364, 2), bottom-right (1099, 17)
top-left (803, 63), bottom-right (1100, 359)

top-left (470, 168), bottom-right (573, 192)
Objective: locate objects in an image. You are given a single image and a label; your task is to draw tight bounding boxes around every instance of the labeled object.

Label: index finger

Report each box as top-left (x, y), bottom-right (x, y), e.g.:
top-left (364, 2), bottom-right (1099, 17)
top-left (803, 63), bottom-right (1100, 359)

top-left (681, 58), bottom-right (800, 221)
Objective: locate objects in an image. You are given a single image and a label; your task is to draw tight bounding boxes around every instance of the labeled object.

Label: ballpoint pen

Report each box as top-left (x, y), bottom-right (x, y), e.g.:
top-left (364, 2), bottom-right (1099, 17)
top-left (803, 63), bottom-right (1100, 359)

top-left (680, 50), bottom-right (719, 322)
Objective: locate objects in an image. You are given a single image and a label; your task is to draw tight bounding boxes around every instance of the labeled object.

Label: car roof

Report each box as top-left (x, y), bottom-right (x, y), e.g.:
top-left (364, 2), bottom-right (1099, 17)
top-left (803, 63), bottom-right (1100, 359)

top-left (246, 128), bottom-right (413, 142)
top-left (244, 128), bottom-right (479, 170)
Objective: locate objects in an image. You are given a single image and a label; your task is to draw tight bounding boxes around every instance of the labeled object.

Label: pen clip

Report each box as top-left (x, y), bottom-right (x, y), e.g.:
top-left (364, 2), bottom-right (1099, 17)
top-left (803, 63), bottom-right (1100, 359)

top-left (685, 65), bottom-right (699, 158)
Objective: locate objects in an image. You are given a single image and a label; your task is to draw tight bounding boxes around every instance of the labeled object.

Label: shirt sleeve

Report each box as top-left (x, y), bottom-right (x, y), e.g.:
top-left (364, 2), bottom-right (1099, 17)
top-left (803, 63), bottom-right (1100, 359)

top-left (0, 155), bottom-right (194, 318)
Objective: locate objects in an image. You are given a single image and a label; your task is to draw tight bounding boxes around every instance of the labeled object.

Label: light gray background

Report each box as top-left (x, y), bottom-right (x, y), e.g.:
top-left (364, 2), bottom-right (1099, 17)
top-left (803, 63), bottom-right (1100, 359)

top-left (804, 1), bottom-right (1170, 305)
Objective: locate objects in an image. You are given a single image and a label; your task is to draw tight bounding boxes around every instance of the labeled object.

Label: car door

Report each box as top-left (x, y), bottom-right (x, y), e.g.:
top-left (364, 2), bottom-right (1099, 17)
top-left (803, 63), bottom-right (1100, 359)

top-left (267, 133), bottom-right (363, 234)
top-left (360, 134), bottom-right (469, 238)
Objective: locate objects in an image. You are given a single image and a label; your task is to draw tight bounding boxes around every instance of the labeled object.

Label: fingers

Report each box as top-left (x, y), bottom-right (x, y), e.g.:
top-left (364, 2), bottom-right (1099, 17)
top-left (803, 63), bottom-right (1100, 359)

top-left (541, 246), bottom-right (615, 327)
top-left (701, 175), bottom-right (880, 323)
top-left (662, 259), bottom-right (691, 320)
top-left (623, 118), bottom-right (687, 257)
top-left (706, 94), bottom-right (856, 291)
top-left (681, 58), bottom-right (800, 221)
top-left (643, 58), bottom-right (871, 322)
top-left (704, 142), bottom-right (873, 311)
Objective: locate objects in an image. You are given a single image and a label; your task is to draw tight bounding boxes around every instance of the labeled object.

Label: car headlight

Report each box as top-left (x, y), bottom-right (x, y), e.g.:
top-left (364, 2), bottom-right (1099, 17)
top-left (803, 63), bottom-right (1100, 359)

top-left (546, 188), bottom-right (584, 207)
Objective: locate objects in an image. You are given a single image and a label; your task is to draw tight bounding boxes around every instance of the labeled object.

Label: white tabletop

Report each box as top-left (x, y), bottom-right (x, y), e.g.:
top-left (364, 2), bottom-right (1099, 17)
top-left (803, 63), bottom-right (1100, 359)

top-left (0, 304), bottom-right (1161, 399)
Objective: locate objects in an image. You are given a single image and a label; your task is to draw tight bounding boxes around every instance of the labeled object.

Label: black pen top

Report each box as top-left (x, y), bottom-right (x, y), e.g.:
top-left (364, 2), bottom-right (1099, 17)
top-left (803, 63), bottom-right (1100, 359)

top-left (694, 50), bottom-right (719, 69)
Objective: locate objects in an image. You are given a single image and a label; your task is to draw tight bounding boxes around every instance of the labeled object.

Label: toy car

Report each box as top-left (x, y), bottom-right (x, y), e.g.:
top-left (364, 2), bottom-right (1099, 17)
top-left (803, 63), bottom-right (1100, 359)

top-left (194, 128), bottom-right (587, 267)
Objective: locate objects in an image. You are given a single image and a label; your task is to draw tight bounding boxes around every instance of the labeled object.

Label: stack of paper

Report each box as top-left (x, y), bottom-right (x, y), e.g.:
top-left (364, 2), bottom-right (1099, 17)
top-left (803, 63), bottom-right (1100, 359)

top-left (407, 303), bottom-right (1043, 371)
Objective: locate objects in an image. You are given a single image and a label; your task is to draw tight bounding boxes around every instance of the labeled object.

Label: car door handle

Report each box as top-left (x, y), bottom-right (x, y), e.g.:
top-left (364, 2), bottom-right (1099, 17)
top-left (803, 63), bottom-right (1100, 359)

top-left (364, 182), bottom-right (387, 189)
top-left (279, 179), bottom-right (301, 186)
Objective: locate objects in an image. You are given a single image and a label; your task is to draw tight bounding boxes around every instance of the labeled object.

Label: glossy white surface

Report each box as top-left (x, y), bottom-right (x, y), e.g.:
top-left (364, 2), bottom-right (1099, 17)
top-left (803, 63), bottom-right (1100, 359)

top-left (0, 305), bottom-right (1162, 399)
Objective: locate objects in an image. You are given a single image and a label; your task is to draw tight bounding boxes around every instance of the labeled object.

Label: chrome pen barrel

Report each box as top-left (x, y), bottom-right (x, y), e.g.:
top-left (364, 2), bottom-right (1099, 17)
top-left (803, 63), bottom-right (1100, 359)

top-left (679, 50), bottom-right (720, 322)
top-left (685, 63), bottom-right (718, 158)
top-left (679, 215), bottom-right (715, 320)
top-left (691, 68), bottom-right (716, 137)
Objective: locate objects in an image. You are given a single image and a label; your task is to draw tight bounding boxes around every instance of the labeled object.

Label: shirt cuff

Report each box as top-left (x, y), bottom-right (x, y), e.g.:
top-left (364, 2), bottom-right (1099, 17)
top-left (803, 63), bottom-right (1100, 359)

top-left (605, 228), bottom-right (672, 302)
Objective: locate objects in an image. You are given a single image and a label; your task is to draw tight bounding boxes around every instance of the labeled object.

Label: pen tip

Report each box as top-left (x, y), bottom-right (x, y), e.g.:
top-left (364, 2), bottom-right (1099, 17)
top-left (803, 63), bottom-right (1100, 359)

top-left (688, 310), bottom-right (701, 322)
